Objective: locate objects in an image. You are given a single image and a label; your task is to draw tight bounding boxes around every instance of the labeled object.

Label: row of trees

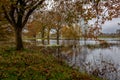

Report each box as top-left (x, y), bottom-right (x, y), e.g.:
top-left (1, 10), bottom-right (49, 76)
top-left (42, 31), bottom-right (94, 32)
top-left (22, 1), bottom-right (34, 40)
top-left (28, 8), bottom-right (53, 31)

top-left (0, 0), bottom-right (119, 50)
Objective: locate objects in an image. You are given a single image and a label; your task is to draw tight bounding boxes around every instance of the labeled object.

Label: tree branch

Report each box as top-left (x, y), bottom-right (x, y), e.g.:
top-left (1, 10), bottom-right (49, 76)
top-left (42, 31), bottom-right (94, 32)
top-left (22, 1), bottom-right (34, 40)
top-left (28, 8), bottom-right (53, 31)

top-left (2, 6), bottom-right (15, 27)
top-left (9, 4), bottom-right (17, 27)
top-left (16, 0), bottom-right (25, 27)
top-left (22, 0), bottom-right (45, 28)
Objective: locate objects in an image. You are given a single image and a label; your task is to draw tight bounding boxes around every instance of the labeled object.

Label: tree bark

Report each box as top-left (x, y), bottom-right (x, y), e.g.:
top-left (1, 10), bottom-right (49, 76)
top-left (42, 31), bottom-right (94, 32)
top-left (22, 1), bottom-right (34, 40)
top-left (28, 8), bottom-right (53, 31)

top-left (47, 29), bottom-right (50, 45)
top-left (41, 29), bottom-right (45, 45)
top-left (56, 29), bottom-right (59, 45)
top-left (15, 27), bottom-right (23, 50)
top-left (2, 0), bottom-right (45, 50)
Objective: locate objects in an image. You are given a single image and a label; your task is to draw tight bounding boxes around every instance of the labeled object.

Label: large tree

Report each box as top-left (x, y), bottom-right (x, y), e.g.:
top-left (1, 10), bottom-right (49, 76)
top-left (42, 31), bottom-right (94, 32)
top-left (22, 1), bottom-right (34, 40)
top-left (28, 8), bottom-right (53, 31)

top-left (0, 0), bottom-right (45, 50)
top-left (1, 0), bottom-right (119, 50)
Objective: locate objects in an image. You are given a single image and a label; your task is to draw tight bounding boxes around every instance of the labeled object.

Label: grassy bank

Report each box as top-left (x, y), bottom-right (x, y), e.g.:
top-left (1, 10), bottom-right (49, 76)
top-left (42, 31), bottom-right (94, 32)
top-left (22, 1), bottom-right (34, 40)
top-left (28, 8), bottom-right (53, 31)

top-left (0, 45), bottom-right (102, 80)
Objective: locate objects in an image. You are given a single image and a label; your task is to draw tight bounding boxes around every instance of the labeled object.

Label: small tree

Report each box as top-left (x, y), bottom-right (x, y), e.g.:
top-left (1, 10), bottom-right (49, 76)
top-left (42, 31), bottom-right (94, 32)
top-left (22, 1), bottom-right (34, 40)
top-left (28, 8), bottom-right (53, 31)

top-left (0, 0), bottom-right (45, 50)
top-left (27, 20), bottom-right (41, 39)
top-left (61, 25), bottom-right (81, 40)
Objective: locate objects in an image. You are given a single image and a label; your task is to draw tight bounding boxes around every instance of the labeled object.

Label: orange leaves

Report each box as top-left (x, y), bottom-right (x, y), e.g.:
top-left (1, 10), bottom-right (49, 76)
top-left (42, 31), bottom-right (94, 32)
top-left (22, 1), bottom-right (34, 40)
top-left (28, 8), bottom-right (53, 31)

top-left (85, 26), bottom-right (102, 40)
top-left (27, 20), bottom-right (41, 38)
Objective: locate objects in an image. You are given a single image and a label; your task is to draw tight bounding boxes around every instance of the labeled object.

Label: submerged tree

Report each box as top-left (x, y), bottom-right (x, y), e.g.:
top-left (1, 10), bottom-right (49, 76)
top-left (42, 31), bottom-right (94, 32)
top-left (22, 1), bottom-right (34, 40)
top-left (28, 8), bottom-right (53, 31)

top-left (0, 0), bottom-right (45, 50)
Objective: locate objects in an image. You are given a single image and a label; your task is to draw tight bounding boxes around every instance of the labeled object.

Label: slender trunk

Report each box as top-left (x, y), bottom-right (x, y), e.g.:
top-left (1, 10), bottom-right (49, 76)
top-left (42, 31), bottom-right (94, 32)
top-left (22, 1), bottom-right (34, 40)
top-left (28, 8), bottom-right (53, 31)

top-left (15, 27), bottom-right (23, 50)
top-left (41, 28), bottom-right (45, 45)
top-left (33, 35), bottom-right (36, 44)
top-left (47, 29), bottom-right (50, 45)
top-left (84, 29), bottom-right (87, 46)
top-left (57, 29), bottom-right (59, 45)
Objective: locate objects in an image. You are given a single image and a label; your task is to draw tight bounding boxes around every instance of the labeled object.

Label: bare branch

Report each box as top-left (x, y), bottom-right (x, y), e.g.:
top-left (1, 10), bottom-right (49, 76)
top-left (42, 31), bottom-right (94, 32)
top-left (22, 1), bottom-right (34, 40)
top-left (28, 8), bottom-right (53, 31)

top-left (22, 0), bottom-right (45, 28)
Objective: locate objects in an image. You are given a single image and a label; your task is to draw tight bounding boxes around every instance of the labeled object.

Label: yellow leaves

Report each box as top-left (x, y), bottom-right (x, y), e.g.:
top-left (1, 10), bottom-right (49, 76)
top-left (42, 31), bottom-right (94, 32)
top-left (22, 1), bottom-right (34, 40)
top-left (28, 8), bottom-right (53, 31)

top-left (61, 25), bottom-right (81, 39)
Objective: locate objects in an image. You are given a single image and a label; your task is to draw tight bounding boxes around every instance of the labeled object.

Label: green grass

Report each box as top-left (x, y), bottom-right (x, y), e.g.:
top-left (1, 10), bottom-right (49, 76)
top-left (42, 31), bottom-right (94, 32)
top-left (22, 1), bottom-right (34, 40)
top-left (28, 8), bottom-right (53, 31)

top-left (0, 46), bottom-right (102, 80)
top-left (98, 36), bottom-right (120, 38)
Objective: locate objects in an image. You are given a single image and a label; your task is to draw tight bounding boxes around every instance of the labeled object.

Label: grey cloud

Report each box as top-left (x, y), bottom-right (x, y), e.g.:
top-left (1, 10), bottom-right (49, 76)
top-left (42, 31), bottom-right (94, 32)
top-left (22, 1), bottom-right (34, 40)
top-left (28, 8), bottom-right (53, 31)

top-left (102, 18), bottom-right (120, 33)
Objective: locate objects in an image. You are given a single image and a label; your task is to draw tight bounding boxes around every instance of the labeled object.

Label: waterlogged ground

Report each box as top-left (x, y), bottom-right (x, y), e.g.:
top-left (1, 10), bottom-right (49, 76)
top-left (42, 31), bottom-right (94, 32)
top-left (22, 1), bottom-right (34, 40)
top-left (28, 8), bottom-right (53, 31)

top-left (36, 38), bottom-right (120, 45)
top-left (44, 39), bottom-right (120, 80)
top-left (58, 39), bottom-right (120, 80)
top-left (27, 38), bottom-right (120, 80)
top-left (61, 45), bottom-right (120, 80)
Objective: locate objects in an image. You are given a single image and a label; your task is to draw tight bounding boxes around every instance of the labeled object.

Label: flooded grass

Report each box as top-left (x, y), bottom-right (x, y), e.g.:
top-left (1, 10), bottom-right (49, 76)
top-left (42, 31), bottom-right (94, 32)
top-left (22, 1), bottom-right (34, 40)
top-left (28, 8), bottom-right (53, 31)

top-left (0, 38), bottom-right (119, 80)
top-left (55, 39), bottom-right (120, 80)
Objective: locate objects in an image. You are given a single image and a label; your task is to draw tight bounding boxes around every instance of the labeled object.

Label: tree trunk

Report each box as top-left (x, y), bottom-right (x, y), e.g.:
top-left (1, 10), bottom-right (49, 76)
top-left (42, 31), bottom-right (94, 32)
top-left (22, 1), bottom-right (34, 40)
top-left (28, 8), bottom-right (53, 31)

top-left (57, 29), bottom-right (59, 45)
top-left (47, 29), bottom-right (50, 45)
top-left (15, 27), bottom-right (24, 50)
top-left (41, 28), bottom-right (45, 45)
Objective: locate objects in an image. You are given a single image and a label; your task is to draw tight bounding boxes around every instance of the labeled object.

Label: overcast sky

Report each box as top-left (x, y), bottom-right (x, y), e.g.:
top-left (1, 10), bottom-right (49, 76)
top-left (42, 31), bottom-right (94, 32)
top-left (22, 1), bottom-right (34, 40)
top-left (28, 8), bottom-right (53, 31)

top-left (89, 18), bottom-right (120, 33)
top-left (102, 18), bottom-right (120, 33)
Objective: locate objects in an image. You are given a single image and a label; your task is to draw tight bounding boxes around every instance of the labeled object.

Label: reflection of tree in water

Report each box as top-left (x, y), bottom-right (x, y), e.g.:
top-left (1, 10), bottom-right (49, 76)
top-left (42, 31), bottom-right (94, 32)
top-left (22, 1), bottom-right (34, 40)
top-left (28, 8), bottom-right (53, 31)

top-left (61, 40), bottom-right (89, 70)
top-left (61, 40), bottom-right (79, 46)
